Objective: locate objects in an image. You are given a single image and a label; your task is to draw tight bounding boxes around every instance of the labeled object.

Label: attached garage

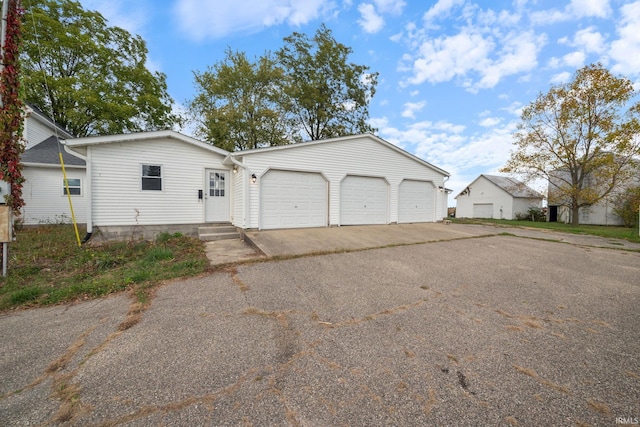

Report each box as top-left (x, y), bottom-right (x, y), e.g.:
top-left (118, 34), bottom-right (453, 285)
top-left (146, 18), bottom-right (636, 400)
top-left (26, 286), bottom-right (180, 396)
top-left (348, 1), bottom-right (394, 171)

top-left (260, 170), bottom-right (327, 229)
top-left (228, 134), bottom-right (450, 229)
top-left (473, 203), bottom-right (493, 218)
top-left (398, 180), bottom-right (434, 223)
top-left (340, 175), bottom-right (388, 225)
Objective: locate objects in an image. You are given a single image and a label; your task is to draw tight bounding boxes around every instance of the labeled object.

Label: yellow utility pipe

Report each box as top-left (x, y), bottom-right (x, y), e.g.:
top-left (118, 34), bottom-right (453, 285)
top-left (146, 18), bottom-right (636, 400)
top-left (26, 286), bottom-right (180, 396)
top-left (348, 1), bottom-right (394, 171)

top-left (59, 152), bottom-right (82, 247)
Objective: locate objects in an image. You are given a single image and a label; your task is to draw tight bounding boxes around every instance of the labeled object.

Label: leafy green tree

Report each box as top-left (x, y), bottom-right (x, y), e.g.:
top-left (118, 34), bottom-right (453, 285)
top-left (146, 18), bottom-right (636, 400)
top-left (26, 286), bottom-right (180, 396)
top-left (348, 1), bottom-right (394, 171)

top-left (501, 63), bottom-right (640, 226)
top-left (189, 49), bottom-right (290, 151)
top-left (21, 0), bottom-right (180, 137)
top-left (277, 24), bottom-right (378, 141)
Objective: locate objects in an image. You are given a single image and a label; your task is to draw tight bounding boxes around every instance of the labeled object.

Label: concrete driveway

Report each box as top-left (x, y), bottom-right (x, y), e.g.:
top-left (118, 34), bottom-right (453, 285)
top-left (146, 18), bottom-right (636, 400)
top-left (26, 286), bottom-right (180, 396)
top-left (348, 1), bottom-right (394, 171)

top-left (1, 224), bottom-right (639, 426)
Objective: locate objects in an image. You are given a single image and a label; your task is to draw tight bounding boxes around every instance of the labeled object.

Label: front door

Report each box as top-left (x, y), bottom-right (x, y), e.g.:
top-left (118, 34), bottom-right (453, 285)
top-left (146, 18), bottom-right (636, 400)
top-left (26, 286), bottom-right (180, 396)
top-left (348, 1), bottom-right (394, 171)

top-left (205, 169), bottom-right (230, 222)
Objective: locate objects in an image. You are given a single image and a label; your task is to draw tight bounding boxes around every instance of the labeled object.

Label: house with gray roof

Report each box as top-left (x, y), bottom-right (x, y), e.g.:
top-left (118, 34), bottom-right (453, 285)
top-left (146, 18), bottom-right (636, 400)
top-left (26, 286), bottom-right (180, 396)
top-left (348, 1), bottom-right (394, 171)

top-left (454, 174), bottom-right (544, 219)
top-left (20, 106), bottom-right (86, 225)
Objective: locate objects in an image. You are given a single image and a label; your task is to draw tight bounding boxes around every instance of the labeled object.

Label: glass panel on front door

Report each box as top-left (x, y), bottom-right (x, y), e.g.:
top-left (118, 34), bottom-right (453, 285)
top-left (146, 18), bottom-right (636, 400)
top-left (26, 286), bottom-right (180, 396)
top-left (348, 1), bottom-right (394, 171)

top-left (210, 172), bottom-right (225, 197)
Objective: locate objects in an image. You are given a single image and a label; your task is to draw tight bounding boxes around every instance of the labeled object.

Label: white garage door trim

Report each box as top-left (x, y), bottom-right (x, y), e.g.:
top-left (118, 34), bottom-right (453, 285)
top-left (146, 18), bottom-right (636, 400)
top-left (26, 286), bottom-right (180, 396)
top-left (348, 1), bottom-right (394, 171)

top-left (340, 175), bottom-right (388, 225)
top-left (260, 169), bottom-right (328, 230)
top-left (473, 203), bottom-right (493, 218)
top-left (398, 179), bottom-right (434, 223)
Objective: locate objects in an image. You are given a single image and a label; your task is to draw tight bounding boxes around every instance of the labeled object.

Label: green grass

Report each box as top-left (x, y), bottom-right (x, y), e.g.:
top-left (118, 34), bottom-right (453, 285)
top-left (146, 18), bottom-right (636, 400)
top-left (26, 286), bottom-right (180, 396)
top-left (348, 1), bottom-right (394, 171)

top-left (452, 218), bottom-right (640, 243)
top-left (0, 225), bottom-right (210, 311)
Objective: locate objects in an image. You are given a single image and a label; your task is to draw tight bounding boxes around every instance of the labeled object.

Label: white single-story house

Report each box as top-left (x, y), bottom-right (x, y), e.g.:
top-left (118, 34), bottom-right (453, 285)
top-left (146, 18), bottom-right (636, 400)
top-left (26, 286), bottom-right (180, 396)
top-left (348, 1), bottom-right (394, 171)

top-left (455, 174), bottom-right (543, 219)
top-left (62, 131), bottom-right (450, 240)
top-left (20, 105), bottom-right (87, 225)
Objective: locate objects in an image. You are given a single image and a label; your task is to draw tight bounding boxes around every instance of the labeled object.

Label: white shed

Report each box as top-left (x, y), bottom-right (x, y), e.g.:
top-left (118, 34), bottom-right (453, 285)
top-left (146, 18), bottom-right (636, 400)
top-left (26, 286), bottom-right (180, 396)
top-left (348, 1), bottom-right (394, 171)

top-left (455, 174), bottom-right (543, 220)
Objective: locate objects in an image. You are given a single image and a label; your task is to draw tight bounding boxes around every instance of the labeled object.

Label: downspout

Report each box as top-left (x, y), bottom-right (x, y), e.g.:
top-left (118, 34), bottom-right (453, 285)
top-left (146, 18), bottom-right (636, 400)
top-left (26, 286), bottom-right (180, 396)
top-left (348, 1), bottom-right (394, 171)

top-left (63, 142), bottom-right (93, 243)
top-left (442, 175), bottom-right (450, 220)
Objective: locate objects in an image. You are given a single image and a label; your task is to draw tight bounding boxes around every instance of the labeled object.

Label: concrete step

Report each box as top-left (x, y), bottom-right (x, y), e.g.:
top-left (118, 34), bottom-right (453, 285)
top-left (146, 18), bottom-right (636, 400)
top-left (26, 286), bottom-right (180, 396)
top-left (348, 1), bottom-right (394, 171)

top-left (198, 224), bottom-right (241, 242)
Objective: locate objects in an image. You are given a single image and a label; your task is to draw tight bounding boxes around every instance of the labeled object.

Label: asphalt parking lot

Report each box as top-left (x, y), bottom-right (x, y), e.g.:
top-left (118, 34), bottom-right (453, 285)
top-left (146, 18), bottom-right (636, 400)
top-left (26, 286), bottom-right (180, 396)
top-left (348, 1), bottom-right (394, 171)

top-left (1, 225), bottom-right (639, 426)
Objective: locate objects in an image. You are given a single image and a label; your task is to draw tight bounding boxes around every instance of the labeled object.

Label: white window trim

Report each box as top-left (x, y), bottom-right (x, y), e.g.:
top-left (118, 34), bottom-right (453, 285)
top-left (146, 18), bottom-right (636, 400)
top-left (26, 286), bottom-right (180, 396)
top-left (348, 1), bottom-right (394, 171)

top-left (141, 164), bottom-right (163, 191)
top-left (63, 178), bottom-right (82, 196)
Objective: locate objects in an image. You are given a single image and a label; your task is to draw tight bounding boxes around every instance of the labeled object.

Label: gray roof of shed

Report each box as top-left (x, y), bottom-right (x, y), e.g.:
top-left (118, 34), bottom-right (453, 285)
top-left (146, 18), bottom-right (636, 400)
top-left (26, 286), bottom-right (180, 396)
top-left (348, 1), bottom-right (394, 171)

top-left (481, 174), bottom-right (543, 198)
top-left (22, 136), bottom-right (86, 167)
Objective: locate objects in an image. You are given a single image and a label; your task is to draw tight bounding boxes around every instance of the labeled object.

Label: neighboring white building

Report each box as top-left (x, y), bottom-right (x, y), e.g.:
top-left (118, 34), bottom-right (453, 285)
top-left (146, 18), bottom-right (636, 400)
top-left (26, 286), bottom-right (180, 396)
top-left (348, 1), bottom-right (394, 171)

top-left (547, 167), bottom-right (640, 225)
top-left (20, 106), bottom-right (86, 225)
top-left (63, 131), bottom-right (450, 239)
top-left (455, 174), bottom-right (543, 220)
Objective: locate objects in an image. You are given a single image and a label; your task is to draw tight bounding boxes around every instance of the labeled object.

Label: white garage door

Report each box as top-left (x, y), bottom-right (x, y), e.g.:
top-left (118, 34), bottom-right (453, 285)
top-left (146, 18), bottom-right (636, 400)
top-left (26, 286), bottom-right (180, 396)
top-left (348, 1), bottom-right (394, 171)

top-left (261, 170), bottom-right (327, 229)
top-left (340, 175), bottom-right (388, 225)
top-left (473, 203), bottom-right (493, 218)
top-left (398, 180), bottom-right (434, 223)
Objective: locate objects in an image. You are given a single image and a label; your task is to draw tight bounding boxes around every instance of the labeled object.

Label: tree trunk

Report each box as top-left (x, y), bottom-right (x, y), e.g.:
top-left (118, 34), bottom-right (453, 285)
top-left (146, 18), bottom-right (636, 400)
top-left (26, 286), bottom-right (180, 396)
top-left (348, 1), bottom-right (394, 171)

top-left (571, 204), bottom-right (580, 226)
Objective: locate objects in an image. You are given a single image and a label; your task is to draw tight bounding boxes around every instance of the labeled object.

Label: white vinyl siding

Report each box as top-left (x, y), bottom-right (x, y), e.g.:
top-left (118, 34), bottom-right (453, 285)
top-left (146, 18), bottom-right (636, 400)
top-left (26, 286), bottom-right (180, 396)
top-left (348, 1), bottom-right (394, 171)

top-left (398, 180), bottom-right (434, 223)
top-left (340, 176), bottom-right (388, 225)
top-left (231, 167), bottom-right (246, 228)
top-left (88, 137), bottom-right (227, 226)
top-left (21, 166), bottom-right (87, 225)
top-left (24, 116), bottom-right (58, 150)
top-left (456, 176), bottom-right (514, 219)
top-left (261, 170), bottom-right (327, 229)
top-left (239, 135), bottom-right (446, 228)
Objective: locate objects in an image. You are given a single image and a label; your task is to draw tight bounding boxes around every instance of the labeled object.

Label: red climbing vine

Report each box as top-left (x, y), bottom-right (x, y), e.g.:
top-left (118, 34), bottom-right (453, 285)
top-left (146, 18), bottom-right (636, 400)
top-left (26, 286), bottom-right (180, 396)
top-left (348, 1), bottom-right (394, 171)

top-left (0, 0), bottom-right (24, 215)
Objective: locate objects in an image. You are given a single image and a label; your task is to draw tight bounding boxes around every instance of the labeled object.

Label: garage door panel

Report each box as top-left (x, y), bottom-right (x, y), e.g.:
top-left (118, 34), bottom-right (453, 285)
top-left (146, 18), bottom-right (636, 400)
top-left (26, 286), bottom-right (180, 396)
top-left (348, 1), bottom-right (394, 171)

top-left (399, 180), bottom-right (434, 223)
top-left (261, 170), bottom-right (327, 229)
top-left (340, 176), bottom-right (388, 225)
top-left (473, 203), bottom-right (493, 218)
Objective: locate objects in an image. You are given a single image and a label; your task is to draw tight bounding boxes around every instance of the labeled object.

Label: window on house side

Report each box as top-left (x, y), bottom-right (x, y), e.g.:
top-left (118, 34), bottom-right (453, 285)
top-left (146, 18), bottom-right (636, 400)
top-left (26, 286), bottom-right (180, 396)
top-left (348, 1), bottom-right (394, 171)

top-left (63, 178), bottom-right (81, 196)
top-left (142, 165), bottom-right (162, 191)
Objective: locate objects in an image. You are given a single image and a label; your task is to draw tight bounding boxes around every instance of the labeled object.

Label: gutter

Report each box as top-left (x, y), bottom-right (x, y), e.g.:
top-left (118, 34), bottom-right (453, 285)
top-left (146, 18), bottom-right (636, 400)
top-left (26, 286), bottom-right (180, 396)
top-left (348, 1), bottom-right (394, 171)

top-left (62, 141), bottom-right (93, 243)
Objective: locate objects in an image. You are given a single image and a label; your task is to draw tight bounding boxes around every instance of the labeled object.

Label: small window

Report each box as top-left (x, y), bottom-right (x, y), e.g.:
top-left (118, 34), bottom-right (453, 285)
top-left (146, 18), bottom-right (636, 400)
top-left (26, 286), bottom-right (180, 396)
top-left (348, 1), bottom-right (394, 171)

top-left (209, 172), bottom-right (225, 197)
top-left (63, 178), bottom-right (81, 196)
top-left (142, 165), bottom-right (162, 191)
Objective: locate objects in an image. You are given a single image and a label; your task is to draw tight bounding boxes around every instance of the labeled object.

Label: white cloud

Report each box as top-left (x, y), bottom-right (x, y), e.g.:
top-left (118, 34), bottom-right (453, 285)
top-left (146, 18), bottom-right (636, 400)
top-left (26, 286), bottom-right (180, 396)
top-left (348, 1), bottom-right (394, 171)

top-left (530, 0), bottom-right (611, 25)
top-left (423, 0), bottom-right (464, 22)
top-left (357, 0), bottom-right (405, 33)
top-left (562, 51), bottom-right (586, 68)
top-left (474, 31), bottom-right (544, 91)
top-left (80, 0), bottom-right (149, 35)
top-left (373, 0), bottom-right (406, 15)
top-left (610, 1), bottom-right (640, 77)
top-left (550, 71), bottom-right (571, 84)
top-left (173, 0), bottom-right (332, 40)
top-left (567, 0), bottom-right (611, 19)
top-left (479, 117), bottom-right (501, 127)
top-left (401, 101), bottom-right (426, 119)
top-left (403, 29), bottom-right (494, 85)
top-left (357, 3), bottom-right (385, 33)
top-left (402, 4), bottom-right (544, 91)
top-left (572, 27), bottom-right (607, 54)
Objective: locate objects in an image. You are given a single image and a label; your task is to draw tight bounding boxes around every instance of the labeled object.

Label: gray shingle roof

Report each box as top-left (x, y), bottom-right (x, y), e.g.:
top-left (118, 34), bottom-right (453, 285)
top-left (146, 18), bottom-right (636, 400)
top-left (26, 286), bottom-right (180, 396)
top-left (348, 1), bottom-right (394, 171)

top-left (22, 136), bottom-right (85, 166)
top-left (481, 174), bottom-right (542, 198)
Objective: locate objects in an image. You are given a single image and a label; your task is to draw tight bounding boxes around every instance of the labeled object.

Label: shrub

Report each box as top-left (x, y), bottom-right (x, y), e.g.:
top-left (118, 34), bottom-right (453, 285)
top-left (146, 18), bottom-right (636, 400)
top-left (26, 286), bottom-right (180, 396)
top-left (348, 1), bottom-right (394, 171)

top-left (515, 207), bottom-right (546, 222)
top-left (612, 186), bottom-right (640, 227)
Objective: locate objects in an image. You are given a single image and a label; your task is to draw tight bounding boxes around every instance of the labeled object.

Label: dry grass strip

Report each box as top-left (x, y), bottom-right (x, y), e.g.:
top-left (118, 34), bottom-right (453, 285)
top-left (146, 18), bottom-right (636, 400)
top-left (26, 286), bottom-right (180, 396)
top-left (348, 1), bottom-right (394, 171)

top-left (513, 365), bottom-right (571, 395)
top-left (587, 398), bottom-right (612, 415)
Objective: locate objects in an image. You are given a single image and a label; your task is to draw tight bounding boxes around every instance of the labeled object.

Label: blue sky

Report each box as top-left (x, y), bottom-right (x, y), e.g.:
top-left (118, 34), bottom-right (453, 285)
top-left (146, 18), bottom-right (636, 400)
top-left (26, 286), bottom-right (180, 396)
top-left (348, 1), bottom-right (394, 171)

top-left (78, 0), bottom-right (640, 200)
